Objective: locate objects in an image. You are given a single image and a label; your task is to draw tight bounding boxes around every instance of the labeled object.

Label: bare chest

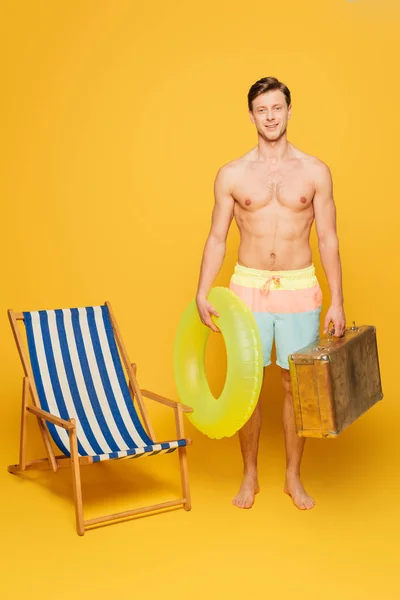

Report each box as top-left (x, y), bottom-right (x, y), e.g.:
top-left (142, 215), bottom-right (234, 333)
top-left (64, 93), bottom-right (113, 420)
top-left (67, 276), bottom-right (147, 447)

top-left (233, 164), bottom-right (315, 212)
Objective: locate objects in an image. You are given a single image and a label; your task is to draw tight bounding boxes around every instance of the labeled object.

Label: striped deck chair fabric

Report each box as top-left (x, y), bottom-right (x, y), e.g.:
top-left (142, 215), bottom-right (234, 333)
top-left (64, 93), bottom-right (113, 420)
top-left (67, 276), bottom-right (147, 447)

top-left (23, 305), bottom-right (188, 462)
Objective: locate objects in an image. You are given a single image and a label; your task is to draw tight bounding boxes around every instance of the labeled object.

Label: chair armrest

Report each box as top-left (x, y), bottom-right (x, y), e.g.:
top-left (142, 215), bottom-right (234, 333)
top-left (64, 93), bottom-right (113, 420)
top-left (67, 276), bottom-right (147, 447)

top-left (140, 390), bottom-right (193, 413)
top-left (26, 406), bottom-right (74, 430)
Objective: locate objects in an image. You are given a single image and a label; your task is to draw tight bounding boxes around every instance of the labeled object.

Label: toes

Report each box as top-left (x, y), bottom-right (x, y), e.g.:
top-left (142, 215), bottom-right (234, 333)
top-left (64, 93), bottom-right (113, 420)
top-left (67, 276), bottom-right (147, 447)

top-left (301, 497), bottom-right (315, 510)
top-left (233, 497), bottom-right (243, 509)
top-left (305, 497), bottom-right (315, 510)
top-left (232, 493), bottom-right (254, 509)
top-left (290, 493), bottom-right (315, 510)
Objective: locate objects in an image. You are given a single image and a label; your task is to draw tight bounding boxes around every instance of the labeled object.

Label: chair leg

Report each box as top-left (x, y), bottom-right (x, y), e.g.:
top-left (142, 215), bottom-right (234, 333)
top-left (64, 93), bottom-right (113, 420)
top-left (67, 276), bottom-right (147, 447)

top-left (19, 377), bottom-right (29, 470)
top-left (69, 419), bottom-right (85, 536)
top-left (175, 405), bottom-right (191, 511)
top-left (178, 447), bottom-right (191, 511)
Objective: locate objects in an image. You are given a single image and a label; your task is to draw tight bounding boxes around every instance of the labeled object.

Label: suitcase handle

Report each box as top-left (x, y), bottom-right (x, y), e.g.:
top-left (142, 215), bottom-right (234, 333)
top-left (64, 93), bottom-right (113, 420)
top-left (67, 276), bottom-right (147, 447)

top-left (314, 322), bottom-right (359, 352)
top-left (312, 322), bottom-right (364, 353)
top-left (328, 321), bottom-right (359, 337)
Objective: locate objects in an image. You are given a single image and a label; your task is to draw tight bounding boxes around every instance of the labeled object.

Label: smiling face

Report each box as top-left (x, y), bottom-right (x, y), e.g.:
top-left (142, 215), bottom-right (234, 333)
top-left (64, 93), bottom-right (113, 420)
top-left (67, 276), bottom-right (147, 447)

top-left (249, 90), bottom-right (291, 142)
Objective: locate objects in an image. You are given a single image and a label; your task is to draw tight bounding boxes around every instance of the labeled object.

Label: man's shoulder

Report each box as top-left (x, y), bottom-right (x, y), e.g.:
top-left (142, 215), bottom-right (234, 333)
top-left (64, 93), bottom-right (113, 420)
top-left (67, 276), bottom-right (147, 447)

top-left (217, 148), bottom-right (257, 176)
top-left (296, 148), bottom-right (331, 177)
top-left (295, 150), bottom-right (332, 192)
top-left (218, 159), bottom-right (241, 174)
top-left (218, 155), bottom-right (250, 174)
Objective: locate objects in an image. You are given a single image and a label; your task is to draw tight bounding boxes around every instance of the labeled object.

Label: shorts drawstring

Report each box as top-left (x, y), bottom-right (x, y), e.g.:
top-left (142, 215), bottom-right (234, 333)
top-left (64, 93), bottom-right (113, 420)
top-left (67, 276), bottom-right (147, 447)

top-left (260, 275), bottom-right (282, 295)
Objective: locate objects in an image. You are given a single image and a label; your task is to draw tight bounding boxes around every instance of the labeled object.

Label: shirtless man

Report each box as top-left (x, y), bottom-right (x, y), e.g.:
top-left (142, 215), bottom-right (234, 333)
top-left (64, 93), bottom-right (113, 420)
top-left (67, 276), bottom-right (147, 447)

top-left (196, 77), bottom-right (346, 511)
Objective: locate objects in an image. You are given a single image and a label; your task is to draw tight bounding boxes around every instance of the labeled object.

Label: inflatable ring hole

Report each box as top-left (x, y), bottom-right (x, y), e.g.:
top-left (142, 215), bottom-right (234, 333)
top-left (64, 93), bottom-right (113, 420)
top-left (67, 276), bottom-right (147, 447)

top-left (204, 330), bottom-right (227, 399)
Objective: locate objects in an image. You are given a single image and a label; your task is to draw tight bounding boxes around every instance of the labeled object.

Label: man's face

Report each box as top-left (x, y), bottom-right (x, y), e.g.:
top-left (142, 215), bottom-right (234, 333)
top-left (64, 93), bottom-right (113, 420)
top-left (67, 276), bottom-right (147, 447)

top-left (249, 90), bottom-right (291, 141)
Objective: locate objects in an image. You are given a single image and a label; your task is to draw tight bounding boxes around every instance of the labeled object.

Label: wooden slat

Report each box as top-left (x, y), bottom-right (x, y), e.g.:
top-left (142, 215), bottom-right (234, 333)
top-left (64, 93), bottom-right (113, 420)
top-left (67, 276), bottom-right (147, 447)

top-left (26, 405), bottom-right (73, 430)
top-left (19, 377), bottom-right (29, 470)
top-left (8, 455), bottom-right (93, 473)
top-left (8, 311), bottom-right (32, 380)
top-left (141, 389), bottom-right (194, 413)
top-left (84, 499), bottom-right (186, 527)
top-left (70, 419), bottom-right (85, 536)
top-left (175, 404), bottom-right (191, 511)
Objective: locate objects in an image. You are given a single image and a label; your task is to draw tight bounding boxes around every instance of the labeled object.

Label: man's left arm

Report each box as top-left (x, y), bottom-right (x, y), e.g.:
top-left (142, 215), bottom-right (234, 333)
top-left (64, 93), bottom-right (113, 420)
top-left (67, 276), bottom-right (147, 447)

top-left (313, 161), bottom-right (346, 337)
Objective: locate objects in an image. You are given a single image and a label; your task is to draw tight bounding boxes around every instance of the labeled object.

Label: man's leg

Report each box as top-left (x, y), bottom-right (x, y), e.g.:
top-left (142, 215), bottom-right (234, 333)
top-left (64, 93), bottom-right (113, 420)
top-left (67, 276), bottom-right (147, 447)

top-left (281, 368), bottom-right (315, 510)
top-left (232, 396), bottom-right (262, 509)
top-left (227, 279), bottom-right (273, 509)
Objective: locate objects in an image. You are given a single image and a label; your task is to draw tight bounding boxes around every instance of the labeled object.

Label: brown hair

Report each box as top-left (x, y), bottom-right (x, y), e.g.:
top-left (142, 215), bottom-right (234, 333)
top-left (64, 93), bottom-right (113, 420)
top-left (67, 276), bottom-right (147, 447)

top-left (248, 77), bottom-right (291, 111)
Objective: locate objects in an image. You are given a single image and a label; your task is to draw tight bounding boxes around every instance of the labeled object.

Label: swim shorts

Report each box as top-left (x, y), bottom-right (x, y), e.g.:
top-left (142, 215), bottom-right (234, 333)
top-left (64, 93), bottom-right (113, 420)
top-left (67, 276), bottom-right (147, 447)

top-left (229, 263), bottom-right (322, 370)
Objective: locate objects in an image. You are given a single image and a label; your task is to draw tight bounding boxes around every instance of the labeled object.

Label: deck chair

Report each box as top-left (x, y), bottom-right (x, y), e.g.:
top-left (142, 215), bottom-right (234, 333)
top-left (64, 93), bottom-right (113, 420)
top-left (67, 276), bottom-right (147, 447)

top-left (8, 301), bottom-right (192, 535)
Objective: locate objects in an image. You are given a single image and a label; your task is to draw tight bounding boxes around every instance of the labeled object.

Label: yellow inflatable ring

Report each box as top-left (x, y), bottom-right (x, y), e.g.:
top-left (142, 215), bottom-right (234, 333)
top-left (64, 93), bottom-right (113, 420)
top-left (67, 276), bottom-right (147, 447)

top-left (174, 287), bottom-right (264, 439)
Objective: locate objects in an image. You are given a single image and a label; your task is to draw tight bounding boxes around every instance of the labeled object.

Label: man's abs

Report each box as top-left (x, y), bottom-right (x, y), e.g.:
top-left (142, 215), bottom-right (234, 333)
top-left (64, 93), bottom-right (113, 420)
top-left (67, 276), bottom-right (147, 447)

top-left (235, 202), bottom-right (315, 271)
top-left (237, 235), bottom-right (313, 271)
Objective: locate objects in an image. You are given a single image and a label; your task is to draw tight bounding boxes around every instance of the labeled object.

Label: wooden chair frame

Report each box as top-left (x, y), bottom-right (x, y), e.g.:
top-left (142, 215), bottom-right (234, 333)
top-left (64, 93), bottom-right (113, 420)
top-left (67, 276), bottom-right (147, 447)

top-left (7, 301), bottom-right (193, 535)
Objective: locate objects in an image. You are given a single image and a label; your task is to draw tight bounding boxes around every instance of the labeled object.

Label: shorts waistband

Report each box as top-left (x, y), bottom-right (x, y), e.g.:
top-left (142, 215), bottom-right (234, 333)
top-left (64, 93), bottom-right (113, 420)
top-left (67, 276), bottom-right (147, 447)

top-left (234, 263), bottom-right (316, 279)
top-left (231, 263), bottom-right (318, 292)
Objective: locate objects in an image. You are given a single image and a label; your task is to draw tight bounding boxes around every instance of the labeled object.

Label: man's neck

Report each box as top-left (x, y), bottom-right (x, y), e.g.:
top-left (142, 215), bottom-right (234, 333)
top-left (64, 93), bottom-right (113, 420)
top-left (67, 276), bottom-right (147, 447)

top-left (256, 134), bottom-right (291, 162)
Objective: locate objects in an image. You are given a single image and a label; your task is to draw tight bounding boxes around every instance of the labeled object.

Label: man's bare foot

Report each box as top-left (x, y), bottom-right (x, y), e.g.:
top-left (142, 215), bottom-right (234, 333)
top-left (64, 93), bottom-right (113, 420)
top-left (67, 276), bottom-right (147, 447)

top-left (232, 474), bottom-right (260, 509)
top-left (284, 472), bottom-right (315, 510)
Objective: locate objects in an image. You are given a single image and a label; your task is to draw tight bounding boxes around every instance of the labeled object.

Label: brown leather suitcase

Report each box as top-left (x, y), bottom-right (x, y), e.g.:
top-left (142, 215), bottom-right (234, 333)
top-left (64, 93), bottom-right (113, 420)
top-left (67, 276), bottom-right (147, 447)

top-left (288, 323), bottom-right (383, 438)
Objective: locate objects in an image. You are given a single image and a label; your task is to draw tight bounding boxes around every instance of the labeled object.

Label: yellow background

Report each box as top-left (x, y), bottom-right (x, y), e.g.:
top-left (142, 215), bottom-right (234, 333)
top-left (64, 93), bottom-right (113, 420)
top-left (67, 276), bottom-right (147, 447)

top-left (1, 1), bottom-right (399, 598)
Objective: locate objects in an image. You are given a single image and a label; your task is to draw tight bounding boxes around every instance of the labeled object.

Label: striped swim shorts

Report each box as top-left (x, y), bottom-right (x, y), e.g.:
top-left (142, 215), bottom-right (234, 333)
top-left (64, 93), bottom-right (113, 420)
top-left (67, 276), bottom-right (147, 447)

top-left (229, 263), bottom-right (323, 370)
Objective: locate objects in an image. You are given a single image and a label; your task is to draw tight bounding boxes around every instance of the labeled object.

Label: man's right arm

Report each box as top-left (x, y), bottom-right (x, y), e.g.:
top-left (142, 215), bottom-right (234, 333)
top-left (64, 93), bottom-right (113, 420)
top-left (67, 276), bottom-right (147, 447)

top-left (196, 166), bottom-right (235, 331)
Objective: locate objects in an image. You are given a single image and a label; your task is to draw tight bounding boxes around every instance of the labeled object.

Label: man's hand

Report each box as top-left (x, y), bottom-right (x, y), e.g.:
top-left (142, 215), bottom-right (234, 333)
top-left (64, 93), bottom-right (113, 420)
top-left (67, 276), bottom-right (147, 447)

top-left (196, 295), bottom-right (220, 333)
top-left (324, 304), bottom-right (346, 337)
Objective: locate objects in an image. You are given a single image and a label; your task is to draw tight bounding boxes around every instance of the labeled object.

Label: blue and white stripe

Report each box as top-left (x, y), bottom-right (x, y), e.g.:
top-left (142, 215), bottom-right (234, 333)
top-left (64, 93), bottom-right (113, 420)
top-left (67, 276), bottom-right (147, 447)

top-left (24, 305), bottom-right (187, 462)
